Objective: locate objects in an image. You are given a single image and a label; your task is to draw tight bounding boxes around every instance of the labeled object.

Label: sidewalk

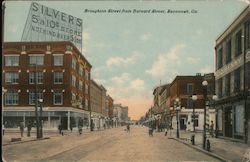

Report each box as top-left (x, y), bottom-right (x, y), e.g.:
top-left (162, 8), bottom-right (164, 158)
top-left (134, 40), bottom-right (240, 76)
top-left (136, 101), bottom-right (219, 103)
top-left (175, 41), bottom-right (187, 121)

top-left (167, 130), bottom-right (250, 162)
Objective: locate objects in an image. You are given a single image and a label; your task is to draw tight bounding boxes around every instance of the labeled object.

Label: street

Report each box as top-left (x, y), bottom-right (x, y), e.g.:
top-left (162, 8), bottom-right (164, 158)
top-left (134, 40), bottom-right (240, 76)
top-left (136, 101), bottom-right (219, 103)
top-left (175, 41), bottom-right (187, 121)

top-left (3, 125), bottom-right (220, 161)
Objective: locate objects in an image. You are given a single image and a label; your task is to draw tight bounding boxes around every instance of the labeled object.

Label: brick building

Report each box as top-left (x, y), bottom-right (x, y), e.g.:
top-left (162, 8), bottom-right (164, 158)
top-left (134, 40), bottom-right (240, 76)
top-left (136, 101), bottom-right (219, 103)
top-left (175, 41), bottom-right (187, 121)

top-left (106, 95), bottom-right (114, 127)
top-left (169, 73), bottom-right (215, 131)
top-left (3, 41), bottom-right (91, 130)
top-left (214, 5), bottom-right (250, 143)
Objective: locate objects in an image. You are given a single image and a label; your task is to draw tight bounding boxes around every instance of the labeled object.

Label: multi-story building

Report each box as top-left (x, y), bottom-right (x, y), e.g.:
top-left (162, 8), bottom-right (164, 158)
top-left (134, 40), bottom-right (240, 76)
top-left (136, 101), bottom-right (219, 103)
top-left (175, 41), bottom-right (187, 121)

top-left (106, 95), bottom-right (114, 127)
top-left (169, 73), bottom-right (215, 131)
top-left (214, 5), bottom-right (250, 143)
top-left (3, 41), bottom-right (91, 130)
top-left (90, 79), bottom-right (107, 129)
top-left (113, 103), bottom-right (129, 126)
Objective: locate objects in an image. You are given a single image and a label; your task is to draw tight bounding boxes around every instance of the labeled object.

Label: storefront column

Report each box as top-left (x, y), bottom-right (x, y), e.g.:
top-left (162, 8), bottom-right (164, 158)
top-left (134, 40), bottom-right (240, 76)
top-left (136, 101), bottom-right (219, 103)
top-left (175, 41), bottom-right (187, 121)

top-left (23, 114), bottom-right (26, 127)
top-left (48, 112), bottom-right (51, 128)
top-left (67, 111), bottom-right (70, 130)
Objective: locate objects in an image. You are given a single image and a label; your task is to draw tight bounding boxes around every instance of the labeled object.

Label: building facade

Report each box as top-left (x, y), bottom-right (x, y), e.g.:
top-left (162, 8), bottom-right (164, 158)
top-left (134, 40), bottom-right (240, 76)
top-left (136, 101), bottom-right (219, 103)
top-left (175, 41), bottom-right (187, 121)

top-left (169, 74), bottom-right (215, 131)
top-left (3, 41), bottom-right (91, 130)
top-left (214, 5), bottom-right (250, 143)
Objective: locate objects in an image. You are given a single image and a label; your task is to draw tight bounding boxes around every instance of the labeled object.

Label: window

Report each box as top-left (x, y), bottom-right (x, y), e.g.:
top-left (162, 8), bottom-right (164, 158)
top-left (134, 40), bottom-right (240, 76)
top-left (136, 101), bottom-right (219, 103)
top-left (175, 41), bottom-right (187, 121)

top-left (85, 84), bottom-right (88, 94)
top-left (235, 105), bottom-right (244, 133)
top-left (187, 98), bottom-right (193, 108)
top-left (79, 80), bottom-right (83, 90)
top-left (224, 74), bottom-right (231, 97)
top-left (246, 21), bottom-right (250, 49)
top-left (186, 83), bottom-right (193, 95)
top-left (54, 72), bottom-right (63, 84)
top-left (5, 72), bottom-right (19, 84)
top-left (53, 55), bottom-right (63, 66)
top-left (71, 75), bottom-right (76, 87)
top-left (5, 91), bottom-right (18, 105)
top-left (85, 70), bottom-right (89, 80)
top-left (85, 98), bottom-right (88, 109)
top-left (53, 92), bottom-right (63, 105)
top-left (217, 78), bottom-right (222, 98)
top-left (72, 93), bottom-right (76, 101)
top-left (29, 72), bottom-right (43, 84)
top-left (72, 57), bottom-right (77, 70)
top-left (225, 40), bottom-right (231, 64)
top-left (217, 48), bottom-right (223, 70)
top-left (29, 55), bottom-right (44, 65)
top-left (207, 84), bottom-right (212, 95)
top-left (235, 30), bottom-right (242, 56)
top-left (29, 91), bottom-right (43, 105)
top-left (234, 67), bottom-right (241, 93)
top-left (79, 65), bottom-right (84, 76)
top-left (5, 56), bottom-right (19, 66)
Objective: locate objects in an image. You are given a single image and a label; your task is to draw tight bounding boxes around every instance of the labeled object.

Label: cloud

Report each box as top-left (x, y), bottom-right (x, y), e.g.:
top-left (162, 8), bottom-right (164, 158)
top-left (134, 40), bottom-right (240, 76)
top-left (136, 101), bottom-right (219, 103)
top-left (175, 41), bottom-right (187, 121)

top-left (200, 65), bottom-right (214, 74)
top-left (82, 32), bottom-right (90, 54)
top-left (145, 44), bottom-right (186, 77)
top-left (106, 52), bottom-right (141, 67)
top-left (140, 32), bottom-right (152, 41)
top-left (238, 0), bottom-right (250, 4)
top-left (130, 79), bottom-right (145, 91)
top-left (111, 73), bottom-right (131, 85)
top-left (187, 57), bottom-right (201, 64)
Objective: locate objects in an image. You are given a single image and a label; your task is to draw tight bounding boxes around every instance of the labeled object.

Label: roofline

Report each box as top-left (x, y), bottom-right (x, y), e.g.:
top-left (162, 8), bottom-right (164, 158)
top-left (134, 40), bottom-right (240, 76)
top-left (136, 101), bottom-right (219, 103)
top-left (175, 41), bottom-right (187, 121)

top-left (3, 41), bottom-right (92, 68)
top-left (216, 5), bottom-right (250, 45)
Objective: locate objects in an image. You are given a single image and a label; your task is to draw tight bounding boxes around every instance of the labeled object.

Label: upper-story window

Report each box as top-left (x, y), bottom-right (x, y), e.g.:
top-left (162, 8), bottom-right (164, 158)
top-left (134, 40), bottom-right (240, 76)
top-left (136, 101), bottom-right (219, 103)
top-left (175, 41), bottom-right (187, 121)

top-left (246, 21), bottom-right (250, 50)
top-left (29, 91), bottom-right (43, 105)
top-left (85, 98), bottom-right (88, 109)
top-left (79, 65), bottom-right (84, 76)
top-left (186, 83), bottom-right (193, 95)
top-left (71, 75), bottom-right (76, 87)
top-left (225, 39), bottom-right (232, 64)
top-left (53, 55), bottom-right (63, 66)
top-left (85, 84), bottom-right (89, 94)
top-left (207, 84), bottom-right (213, 95)
top-left (5, 91), bottom-right (19, 105)
top-left (217, 48), bottom-right (223, 70)
top-left (5, 55), bottom-right (19, 66)
top-left (235, 30), bottom-right (242, 57)
top-left (85, 70), bottom-right (89, 80)
top-left (29, 55), bottom-right (44, 65)
top-left (217, 78), bottom-right (222, 98)
top-left (53, 91), bottom-right (63, 105)
top-left (224, 73), bottom-right (231, 97)
top-left (71, 92), bottom-right (76, 101)
top-left (29, 72), bottom-right (43, 84)
top-left (5, 72), bottom-right (19, 84)
top-left (234, 67), bottom-right (241, 93)
top-left (79, 80), bottom-right (83, 91)
top-left (54, 72), bottom-right (63, 84)
top-left (72, 57), bottom-right (77, 70)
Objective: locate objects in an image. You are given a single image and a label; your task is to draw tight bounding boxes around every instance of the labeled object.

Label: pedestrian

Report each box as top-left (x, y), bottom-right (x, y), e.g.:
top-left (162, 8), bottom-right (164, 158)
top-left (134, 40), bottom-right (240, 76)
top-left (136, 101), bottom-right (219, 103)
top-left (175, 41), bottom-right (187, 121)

top-left (27, 121), bottom-right (32, 137)
top-left (2, 124), bottom-right (5, 136)
top-left (58, 123), bottom-right (62, 135)
top-left (149, 126), bottom-right (153, 137)
top-left (210, 121), bottom-right (214, 137)
top-left (127, 124), bottom-right (130, 132)
top-left (70, 123), bottom-right (73, 132)
top-left (20, 121), bottom-right (24, 137)
top-left (78, 125), bottom-right (82, 135)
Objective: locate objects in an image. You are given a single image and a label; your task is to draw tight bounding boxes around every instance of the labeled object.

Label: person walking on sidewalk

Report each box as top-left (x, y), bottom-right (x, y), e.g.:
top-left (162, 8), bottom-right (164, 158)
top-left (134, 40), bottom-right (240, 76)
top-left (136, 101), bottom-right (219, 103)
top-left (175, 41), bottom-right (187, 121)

top-left (27, 121), bottom-right (32, 137)
top-left (78, 125), bottom-right (83, 135)
top-left (70, 123), bottom-right (73, 132)
top-left (210, 121), bottom-right (214, 137)
top-left (20, 121), bottom-right (24, 137)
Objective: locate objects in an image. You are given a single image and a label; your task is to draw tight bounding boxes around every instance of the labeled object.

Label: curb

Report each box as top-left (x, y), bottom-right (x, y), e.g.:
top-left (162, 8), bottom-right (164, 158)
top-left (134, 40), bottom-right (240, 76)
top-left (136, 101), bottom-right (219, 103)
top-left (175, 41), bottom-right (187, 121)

top-left (3, 137), bottom-right (51, 146)
top-left (170, 137), bottom-right (232, 162)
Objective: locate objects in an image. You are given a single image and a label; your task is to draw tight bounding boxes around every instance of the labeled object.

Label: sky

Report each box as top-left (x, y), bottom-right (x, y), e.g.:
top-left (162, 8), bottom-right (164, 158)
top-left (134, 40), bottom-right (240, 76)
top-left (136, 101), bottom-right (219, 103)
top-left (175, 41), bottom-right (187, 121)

top-left (4, 0), bottom-right (250, 120)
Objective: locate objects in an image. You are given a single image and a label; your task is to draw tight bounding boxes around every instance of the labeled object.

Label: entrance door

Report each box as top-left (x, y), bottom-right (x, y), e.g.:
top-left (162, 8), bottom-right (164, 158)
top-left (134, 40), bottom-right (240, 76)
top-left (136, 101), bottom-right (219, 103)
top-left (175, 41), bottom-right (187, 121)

top-left (180, 116), bottom-right (187, 130)
top-left (225, 107), bottom-right (233, 137)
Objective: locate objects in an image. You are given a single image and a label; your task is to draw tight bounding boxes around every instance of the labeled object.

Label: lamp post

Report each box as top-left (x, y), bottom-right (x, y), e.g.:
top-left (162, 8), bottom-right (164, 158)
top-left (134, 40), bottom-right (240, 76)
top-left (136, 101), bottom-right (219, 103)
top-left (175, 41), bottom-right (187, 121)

top-left (212, 95), bottom-right (218, 138)
top-left (191, 95), bottom-right (198, 145)
top-left (202, 80), bottom-right (208, 150)
top-left (38, 99), bottom-right (43, 138)
top-left (174, 98), bottom-right (181, 138)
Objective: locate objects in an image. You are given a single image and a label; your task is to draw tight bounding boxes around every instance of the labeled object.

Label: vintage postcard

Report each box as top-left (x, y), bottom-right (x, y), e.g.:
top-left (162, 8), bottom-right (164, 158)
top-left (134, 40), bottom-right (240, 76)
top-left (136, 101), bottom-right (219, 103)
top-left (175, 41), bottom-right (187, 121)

top-left (2, 0), bottom-right (250, 161)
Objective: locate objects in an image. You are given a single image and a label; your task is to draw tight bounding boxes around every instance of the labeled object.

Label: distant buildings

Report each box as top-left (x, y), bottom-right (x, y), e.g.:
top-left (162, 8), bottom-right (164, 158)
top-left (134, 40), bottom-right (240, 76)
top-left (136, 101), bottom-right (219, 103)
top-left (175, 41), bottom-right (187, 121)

top-left (215, 5), bottom-right (250, 143)
top-left (113, 104), bottom-right (129, 126)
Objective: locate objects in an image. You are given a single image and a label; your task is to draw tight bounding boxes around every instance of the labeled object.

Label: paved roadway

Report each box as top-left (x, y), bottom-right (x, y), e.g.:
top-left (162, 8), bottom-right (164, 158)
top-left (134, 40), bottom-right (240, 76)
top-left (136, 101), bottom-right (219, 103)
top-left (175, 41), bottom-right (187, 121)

top-left (3, 125), bottom-right (220, 162)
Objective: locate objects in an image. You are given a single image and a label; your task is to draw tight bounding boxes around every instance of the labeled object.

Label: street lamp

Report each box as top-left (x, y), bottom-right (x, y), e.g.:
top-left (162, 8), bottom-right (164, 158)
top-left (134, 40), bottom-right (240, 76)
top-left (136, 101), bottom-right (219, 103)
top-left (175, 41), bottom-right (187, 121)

top-left (212, 95), bottom-right (218, 138)
top-left (38, 99), bottom-right (43, 138)
top-left (174, 98), bottom-right (181, 138)
top-left (191, 95), bottom-right (198, 145)
top-left (202, 80), bottom-right (208, 150)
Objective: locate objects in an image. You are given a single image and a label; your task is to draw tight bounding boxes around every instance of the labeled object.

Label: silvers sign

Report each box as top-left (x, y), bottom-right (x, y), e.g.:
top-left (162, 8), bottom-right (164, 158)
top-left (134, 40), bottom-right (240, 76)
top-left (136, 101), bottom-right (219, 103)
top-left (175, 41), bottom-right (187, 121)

top-left (22, 2), bottom-right (82, 51)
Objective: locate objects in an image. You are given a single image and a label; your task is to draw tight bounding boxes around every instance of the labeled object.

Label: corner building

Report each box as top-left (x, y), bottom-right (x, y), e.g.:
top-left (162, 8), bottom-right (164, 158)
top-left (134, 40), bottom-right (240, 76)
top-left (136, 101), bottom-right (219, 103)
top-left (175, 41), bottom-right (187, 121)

top-left (3, 41), bottom-right (92, 130)
top-left (215, 5), bottom-right (250, 143)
